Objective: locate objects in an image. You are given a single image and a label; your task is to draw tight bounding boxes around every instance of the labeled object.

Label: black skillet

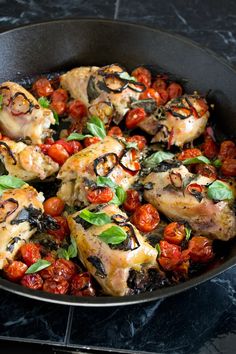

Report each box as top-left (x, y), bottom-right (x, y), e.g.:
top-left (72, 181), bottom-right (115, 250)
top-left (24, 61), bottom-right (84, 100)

top-left (0, 19), bottom-right (235, 306)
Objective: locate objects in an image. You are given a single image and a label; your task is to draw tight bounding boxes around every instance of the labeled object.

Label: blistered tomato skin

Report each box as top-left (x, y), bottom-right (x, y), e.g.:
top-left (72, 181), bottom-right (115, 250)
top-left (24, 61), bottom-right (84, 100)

top-left (131, 67), bottom-right (151, 88)
top-left (188, 236), bottom-right (214, 263)
top-left (70, 273), bottom-right (96, 296)
top-left (43, 279), bottom-right (69, 294)
top-left (33, 78), bottom-right (54, 97)
top-left (178, 148), bottom-right (202, 161)
top-left (40, 259), bottom-right (77, 281)
top-left (84, 136), bottom-right (101, 147)
top-left (221, 159), bottom-right (236, 177)
top-left (158, 240), bottom-right (182, 271)
top-left (47, 144), bottom-right (70, 165)
top-left (108, 126), bottom-right (123, 137)
top-left (43, 197), bottom-right (65, 217)
top-left (87, 187), bottom-right (114, 204)
top-left (21, 273), bottom-right (43, 290)
top-left (123, 189), bottom-right (141, 213)
top-left (163, 222), bottom-right (186, 245)
top-left (48, 216), bottom-right (70, 242)
top-left (132, 204), bottom-right (160, 232)
top-left (167, 82), bottom-right (183, 99)
top-left (125, 108), bottom-right (147, 129)
top-left (51, 101), bottom-right (67, 115)
top-left (20, 243), bottom-right (41, 266)
top-left (68, 99), bottom-right (87, 120)
top-left (218, 140), bottom-right (236, 161)
top-left (4, 261), bottom-right (28, 282)
top-left (202, 136), bottom-right (218, 159)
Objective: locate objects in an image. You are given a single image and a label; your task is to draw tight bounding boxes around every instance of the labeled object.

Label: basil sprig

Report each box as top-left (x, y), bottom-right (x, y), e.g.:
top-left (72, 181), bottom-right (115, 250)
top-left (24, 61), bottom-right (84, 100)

top-left (96, 176), bottom-right (127, 206)
top-left (38, 96), bottom-right (50, 108)
top-left (87, 116), bottom-right (106, 139)
top-left (57, 237), bottom-right (77, 260)
top-left (25, 259), bottom-right (51, 274)
top-left (207, 180), bottom-right (234, 201)
top-left (0, 94), bottom-right (3, 110)
top-left (185, 227), bottom-right (192, 241)
top-left (144, 151), bottom-right (174, 168)
top-left (79, 209), bottom-right (111, 225)
top-left (67, 132), bottom-right (92, 141)
top-left (99, 225), bottom-right (127, 245)
top-left (0, 175), bottom-right (26, 195)
top-left (183, 156), bottom-right (210, 165)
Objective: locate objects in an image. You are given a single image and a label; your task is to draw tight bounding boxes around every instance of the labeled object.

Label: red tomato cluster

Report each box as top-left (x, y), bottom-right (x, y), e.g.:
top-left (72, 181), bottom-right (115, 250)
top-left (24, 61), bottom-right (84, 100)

top-left (218, 140), bottom-right (236, 177)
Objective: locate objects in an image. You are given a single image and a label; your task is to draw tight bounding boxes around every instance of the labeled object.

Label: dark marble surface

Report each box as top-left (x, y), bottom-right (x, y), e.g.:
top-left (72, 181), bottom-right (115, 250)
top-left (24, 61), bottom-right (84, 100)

top-left (0, 1), bottom-right (236, 353)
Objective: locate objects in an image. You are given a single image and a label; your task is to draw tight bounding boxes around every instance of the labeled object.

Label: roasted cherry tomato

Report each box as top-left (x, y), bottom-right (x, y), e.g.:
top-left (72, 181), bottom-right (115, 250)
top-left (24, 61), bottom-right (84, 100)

top-left (202, 135), bottom-right (218, 159)
top-left (54, 139), bottom-right (74, 155)
top-left (132, 204), bottom-right (160, 232)
top-left (44, 137), bottom-right (54, 145)
top-left (125, 107), bottom-right (147, 129)
top-left (188, 236), bottom-right (214, 263)
top-left (51, 101), bottom-right (67, 115)
top-left (86, 186), bottom-right (114, 204)
top-left (40, 259), bottom-right (77, 281)
top-left (158, 240), bottom-right (182, 271)
top-left (48, 216), bottom-right (70, 242)
top-left (43, 197), bottom-right (65, 217)
top-left (152, 77), bottom-right (167, 90)
top-left (43, 279), bottom-right (69, 294)
top-left (108, 126), bottom-right (123, 137)
top-left (21, 273), bottom-right (43, 290)
top-left (47, 143), bottom-right (70, 165)
top-left (84, 136), bottom-right (101, 147)
top-left (163, 222), bottom-right (186, 245)
top-left (68, 99), bottom-right (87, 120)
top-left (70, 272), bottom-right (95, 296)
top-left (4, 261), bottom-right (27, 281)
top-left (155, 87), bottom-right (169, 105)
top-left (126, 135), bottom-right (147, 150)
top-left (131, 67), bottom-right (151, 88)
top-left (39, 144), bottom-right (51, 154)
top-left (177, 148), bottom-right (202, 161)
top-left (167, 82), bottom-right (183, 99)
top-left (139, 88), bottom-right (163, 106)
top-left (67, 140), bottom-right (83, 154)
top-left (186, 183), bottom-right (203, 195)
top-left (20, 243), bottom-right (41, 266)
top-left (33, 78), bottom-right (53, 97)
top-left (218, 140), bottom-right (236, 161)
top-left (221, 159), bottom-right (236, 177)
top-left (123, 189), bottom-right (141, 213)
top-left (51, 88), bottom-right (68, 103)
top-left (195, 164), bottom-right (217, 179)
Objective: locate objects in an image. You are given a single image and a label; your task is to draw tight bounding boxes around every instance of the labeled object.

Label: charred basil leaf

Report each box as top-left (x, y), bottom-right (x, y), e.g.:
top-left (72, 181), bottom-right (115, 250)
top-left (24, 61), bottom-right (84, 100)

top-left (207, 180), bottom-right (233, 201)
top-left (183, 156), bottom-right (210, 165)
top-left (6, 237), bottom-right (21, 253)
top-left (87, 256), bottom-right (107, 278)
top-left (67, 132), bottom-right (92, 141)
top-left (144, 151), bottom-right (174, 168)
top-left (79, 209), bottom-right (111, 226)
top-left (87, 76), bottom-right (100, 102)
top-left (99, 225), bottom-right (127, 245)
top-left (87, 116), bottom-right (106, 139)
top-left (38, 96), bottom-right (50, 108)
top-left (131, 98), bottom-right (157, 114)
top-left (25, 259), bottom-right (51, 274)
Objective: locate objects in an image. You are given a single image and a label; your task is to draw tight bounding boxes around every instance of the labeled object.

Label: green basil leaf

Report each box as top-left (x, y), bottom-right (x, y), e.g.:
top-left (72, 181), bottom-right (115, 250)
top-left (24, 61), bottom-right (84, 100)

top-left (115, 186), bottom-right (127, 205)
top-left (38, 96), bottom-right (50, 108)
top-left (155, 243), bottom-right (161, 258)
top-left (67, 133), bottom-right (92, 141)
top-left (96, 176), bottom-right (116, 188)
top-left (0, 175), bottom-right (26, 195)
top-left (87, 116), bottom-right (106, 139)
top-left (183, 156), bottom-right (210, 165)
top-left (207, 180), bottom-right (234, 201)
top-left (185, 227), bottom-right (192, 241)
top-left (25, 259), bottom-right (51, 274)
top-left (0, 94), bottom-right (3, 110)
top-left (79, 209), bottom-right (111, 225)
top-left (99, 225), bottom-right (127, 245)
top-left (53, 110), bottom-right (59, 125)
top-left (119, 72), bottom-right (136, 81)
top-left (57, 248), bottom-right (69, 260)
top-left (144, 151), bottom-right (174, 168)
top-left (212, 159), bottom-right (222, 168)
top-left (68, 237), bottom-right (77, 258)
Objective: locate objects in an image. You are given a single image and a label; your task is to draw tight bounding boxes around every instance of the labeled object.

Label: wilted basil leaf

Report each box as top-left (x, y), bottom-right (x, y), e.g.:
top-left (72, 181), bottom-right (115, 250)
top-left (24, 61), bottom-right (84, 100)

top-left (144, 151), bottom-right (174, 168)
top-left (155, 243), bottom-right (161, 257)
top-left (99, 225), bottom-right (127, 245)
top-left (38, 96), bottom-right (50, 108)
top-left (185, 227), bottom-right (192, 241)
top-left (25, 259), bottom-right (51, 274)
top-left (87, 116), bottom-right (106, 139)
top-left (79, 209), bottom-right (111, 225)
top-left (183, 156), bottom-right (210, 165)
top-left (207, 180), bottom-right (234, 201)
top-left (67, 132), bottom-right (92, 141)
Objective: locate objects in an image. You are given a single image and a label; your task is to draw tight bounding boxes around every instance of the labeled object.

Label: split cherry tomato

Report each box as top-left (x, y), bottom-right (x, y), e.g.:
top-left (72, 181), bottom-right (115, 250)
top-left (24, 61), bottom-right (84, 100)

top-left (218, 140), bottom-right (236, 161)
top-left (195, 164), bottom-right (217, 179)
top-left (20, 243), bottom-right (41, 266)
top-left (154, 87), bottom-right (169, 105)
top-left (86, 187), bottom-right (114, 204)
top-left (43, 197), bottom-right (65, 217)
top-left (132, 204), bottom-right (160, 232)
top-left (186, 183), bottom-right (203, 197)
top-left (140, 88), bottom-right (163, 106)
top-left (202, 135), bottom-right (218, 159)
top-left (70, 272), bottom-right (95, 296)
top-left (68, 99), bottom-right (87, 120)
top-left (84, 136), bottom-right (101, 147)
top-left (40, 259), bottom-right (77, 281)
top-left (177, 148), bottom-right (202, 161)
top-left (21, 273), bottom-right (43, 290)
top-left (123, 189), bottom-right (141, 213)
top-left (188, 236), bottom-right (214, 263)
top-left (126, 135), bottom-right (147, 150)
top-left (125, 108), bottom-right (147, 129)
top-left (47, 143), bottom-right (70, 165)
top-left (221, 159), bottom-right (236, 177)
top-left (33, 78), bottom-right (54, 97)
top-left (167, 82), bottom-right (183, 99)
top-left (54, 139), bottom-right (74, 155)
top-left (163, 222), bottom-right (186, 245)
top-left (108, 126), bottom-right (123, 137)
top-left (4, 261), bottom-right (27, 282)
top-left (48, 216), bottom-right (70, 242)
top-left (131, 67), bottom-right (151, 88)
top-left (158, 240), bottom-right (182, 271)
top-left (43, 279), bottom-right (69, 294)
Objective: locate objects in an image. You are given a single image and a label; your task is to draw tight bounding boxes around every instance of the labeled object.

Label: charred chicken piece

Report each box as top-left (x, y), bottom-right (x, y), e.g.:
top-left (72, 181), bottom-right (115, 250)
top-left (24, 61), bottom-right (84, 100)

top-left (0, 139), bottom-right (59, 181)
top-left (67, 204), bottom-right (158, 296)
top-left (57, 136), bottom-right (140, 206)
top-left (143, 164), bottom-right (236, 240)
top-left (0, 82), bottom-right (55, 144)
top-left (60, 64), bottom-right (142, 125)
top-left (0, 185), bottom-right (44, 269)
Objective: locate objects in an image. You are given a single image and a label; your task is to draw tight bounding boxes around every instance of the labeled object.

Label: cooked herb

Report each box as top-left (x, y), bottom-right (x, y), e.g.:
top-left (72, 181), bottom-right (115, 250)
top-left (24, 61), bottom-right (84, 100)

top-left (96, 176), bottom-right (116, 188)
top-left (183, 156), bottom-right (210, 165)
top-left (53, 110), bottom-right (59, 125)
top-left (67, 132), bottom-right (92, 141)
top-left (207, 180), bottom-right (234, 201)
top-left (79, 209), bottom-right (111, 225)
top-left (130, 98), bottom-right (157, 114)
top-left (0, 175), bottom-right (26, 195)
top-left (99, 225), bottom-right (127, 245)
top-left (57, 237), bottom-right (77, 260)
top-left (185, 227), bottom-right (192, 241)
top-left (144, 151), bottom-right (174, 168)
top-left (25, 259), bottom-right (51, 274)
top-left (87, 116), bottom-right (106, 139)
top-left (38, 96), bottom-right (50, 108)
top-left (212, 159), bottom-right (222, 168)
top-left (0, 94), bottom-right (3, 110)
top-left (87, 75), bottom-right (100, 102)
top-left (155, 243), bottom-right (161, 258)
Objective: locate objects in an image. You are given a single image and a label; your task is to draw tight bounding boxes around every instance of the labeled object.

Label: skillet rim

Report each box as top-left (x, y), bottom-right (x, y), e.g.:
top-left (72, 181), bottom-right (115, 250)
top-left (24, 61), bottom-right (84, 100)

top-left (0, 18), bottom-right (235, 306)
